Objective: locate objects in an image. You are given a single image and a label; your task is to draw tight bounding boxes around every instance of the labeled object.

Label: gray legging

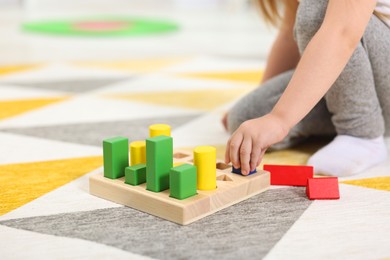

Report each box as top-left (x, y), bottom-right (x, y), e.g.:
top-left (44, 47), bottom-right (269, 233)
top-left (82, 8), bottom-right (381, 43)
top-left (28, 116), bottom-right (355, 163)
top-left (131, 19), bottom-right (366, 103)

top-left (227, 0), bottom-right (390, 148)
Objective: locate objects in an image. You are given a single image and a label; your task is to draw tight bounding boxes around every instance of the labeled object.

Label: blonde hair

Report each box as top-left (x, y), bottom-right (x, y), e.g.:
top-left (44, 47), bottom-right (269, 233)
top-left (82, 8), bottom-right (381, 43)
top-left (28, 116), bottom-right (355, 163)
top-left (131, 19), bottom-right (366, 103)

top-left (374, 2), bottom-right (390, 21)
top-left (375, 10), bottom-right (390, 22)
top-left (257, 0), bottom-right (389, 27)
top-left (256, 0), bottom-right (294, 27)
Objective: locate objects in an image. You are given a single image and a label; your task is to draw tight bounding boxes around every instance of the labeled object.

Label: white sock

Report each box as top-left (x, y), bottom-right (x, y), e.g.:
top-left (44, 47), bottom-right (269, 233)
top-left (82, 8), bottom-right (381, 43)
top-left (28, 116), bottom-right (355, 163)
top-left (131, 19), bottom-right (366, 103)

top-left (307, 135), bottom-right (388, 177)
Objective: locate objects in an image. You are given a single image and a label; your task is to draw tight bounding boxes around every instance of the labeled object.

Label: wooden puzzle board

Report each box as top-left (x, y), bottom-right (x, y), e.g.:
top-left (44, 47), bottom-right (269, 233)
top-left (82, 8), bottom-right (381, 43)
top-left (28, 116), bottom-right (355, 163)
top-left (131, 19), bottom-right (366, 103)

top-left (89, 150), bottom-right (270, 225)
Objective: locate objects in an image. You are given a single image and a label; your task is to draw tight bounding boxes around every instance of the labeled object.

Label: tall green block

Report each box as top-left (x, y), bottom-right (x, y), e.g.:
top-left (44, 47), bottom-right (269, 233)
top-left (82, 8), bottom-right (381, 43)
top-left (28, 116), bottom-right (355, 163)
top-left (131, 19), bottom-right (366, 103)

top-left (103, 136), bottom-right (129, 179)
top-left (125, 164), bottom-right (146, 186)
top-left (170, 164), bottom-right (197, 200)
top-left (146, 135), bottom-right (173, 192)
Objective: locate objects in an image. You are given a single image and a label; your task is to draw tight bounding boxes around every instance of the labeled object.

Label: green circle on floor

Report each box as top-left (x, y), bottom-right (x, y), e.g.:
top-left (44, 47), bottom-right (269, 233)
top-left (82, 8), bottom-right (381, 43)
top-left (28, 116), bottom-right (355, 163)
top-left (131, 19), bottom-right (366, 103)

top-left (22, 17), bottom-right (179, 37)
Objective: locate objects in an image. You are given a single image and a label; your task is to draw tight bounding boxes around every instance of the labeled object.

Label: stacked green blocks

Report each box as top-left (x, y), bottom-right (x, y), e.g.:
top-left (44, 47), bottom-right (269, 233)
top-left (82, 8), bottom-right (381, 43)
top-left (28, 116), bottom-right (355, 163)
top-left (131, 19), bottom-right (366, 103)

top-left (170, 164), bottom-right (197, 200)
top-left (103, 136), bottom-right (129, 179)
top-left (146, 135), bottom-right (173, 192)
top-left (125, 164), bottom-right (146, 185)
top-left (102, 133), bottom-right (198, 201)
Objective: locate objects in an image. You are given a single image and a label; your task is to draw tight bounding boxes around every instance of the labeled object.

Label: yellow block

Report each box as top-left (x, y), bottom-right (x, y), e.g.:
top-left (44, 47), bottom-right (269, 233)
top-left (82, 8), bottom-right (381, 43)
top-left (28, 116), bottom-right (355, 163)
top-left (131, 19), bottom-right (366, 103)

top-left (194, 146), bottom-right (216, 190)
top-left (149, 124), bottom-right (171, 137)
top-left (130, 140), bottom-right (146, 165)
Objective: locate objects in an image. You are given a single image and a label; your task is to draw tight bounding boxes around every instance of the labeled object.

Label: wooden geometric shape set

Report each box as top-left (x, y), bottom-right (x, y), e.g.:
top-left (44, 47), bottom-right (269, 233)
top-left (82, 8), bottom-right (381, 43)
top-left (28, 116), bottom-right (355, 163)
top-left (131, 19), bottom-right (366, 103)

top-left (90, 124), bottom-right (339, 225)
top-left (90, 150), bottom-right (270, 225)
top-left (90, 124), bottom-right (270, 225)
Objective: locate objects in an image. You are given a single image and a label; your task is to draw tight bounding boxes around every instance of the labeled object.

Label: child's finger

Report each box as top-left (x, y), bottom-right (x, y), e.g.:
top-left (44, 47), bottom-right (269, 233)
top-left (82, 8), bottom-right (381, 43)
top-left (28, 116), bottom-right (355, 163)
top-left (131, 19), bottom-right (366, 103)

top-left (225, 138), bottom-right (231, 164)
top-left (239, 136), bottom-right (252, 175)
top-left (229, 134), bottom-right (243, 169)
top-left (256, 148), bottom-right (267, 167)
top-left (250, 141), bottom-right (261, 171)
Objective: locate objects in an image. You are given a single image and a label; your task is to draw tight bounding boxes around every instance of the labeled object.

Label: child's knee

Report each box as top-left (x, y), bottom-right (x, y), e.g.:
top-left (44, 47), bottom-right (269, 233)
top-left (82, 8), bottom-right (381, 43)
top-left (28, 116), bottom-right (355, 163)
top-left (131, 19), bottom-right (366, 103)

top-left (227, 96), bottom-right (275, 134)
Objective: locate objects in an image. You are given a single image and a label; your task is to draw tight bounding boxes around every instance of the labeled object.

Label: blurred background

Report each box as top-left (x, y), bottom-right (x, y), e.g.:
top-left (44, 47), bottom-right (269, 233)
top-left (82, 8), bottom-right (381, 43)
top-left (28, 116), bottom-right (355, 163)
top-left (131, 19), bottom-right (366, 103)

top-left (0, 0), bottom-right (276, 64)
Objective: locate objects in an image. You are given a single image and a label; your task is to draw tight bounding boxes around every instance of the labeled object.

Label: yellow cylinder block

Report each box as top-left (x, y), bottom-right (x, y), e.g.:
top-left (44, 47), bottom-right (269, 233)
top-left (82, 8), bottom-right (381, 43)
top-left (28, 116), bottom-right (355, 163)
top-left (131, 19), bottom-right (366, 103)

top-left (130, 140), bottom-right (146, 165)
top-left (149, 124), bottom-right (171, 137)
top-left (194, 146), bottom-right (216, 190)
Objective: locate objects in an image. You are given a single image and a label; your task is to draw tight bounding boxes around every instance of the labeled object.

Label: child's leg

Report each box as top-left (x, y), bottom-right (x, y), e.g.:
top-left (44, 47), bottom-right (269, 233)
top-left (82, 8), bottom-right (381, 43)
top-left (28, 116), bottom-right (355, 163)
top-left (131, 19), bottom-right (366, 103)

top-left (295, 0), bottom-right (389, 176)
top-left (362, 17), bottom-right (390, 136)
top-left (227, 70), bottom-right (336, 149)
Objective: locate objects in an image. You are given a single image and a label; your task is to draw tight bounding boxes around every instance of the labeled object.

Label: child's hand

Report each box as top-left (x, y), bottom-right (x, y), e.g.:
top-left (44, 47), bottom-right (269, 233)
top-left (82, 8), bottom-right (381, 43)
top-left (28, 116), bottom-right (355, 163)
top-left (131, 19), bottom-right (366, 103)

top-left (225, 113), bottom-right (289, 175)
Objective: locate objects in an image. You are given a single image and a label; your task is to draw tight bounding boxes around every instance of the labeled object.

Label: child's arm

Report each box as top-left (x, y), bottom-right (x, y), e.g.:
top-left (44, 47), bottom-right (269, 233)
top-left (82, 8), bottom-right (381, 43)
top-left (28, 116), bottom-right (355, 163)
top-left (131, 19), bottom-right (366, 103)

top-left (261, 1), bottom-right (300, 83)
top-left (225, 0), bottom-right (376, 175)
top-left (222, 3), bottom-right (299, 130)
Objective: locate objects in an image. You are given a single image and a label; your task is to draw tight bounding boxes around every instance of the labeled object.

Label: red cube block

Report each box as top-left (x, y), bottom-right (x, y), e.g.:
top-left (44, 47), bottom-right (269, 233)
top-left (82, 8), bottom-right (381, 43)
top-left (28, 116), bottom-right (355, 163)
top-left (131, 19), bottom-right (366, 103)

top-left (263, 164), bottom-right (313, 186)
top-left (306, 177), bottom-right (340, 200)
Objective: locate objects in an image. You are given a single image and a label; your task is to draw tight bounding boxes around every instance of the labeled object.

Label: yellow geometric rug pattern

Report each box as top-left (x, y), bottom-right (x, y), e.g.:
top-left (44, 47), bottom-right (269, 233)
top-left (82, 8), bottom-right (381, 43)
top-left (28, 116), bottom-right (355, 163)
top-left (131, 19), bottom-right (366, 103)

top-left (342, 177), bottom-right (390, 192)
top-left (178, 70), bottom-right (263, 83)
top-left (0, 64), bottom-right (41, 76)
top-left (0, 97), bottom-right (68, 120)
top-left (106, 87), bottom-right (255, 111)
top-left (0, 156), bottom-right (103, 215)
top-left (74, 57), bottom-right (189, 73)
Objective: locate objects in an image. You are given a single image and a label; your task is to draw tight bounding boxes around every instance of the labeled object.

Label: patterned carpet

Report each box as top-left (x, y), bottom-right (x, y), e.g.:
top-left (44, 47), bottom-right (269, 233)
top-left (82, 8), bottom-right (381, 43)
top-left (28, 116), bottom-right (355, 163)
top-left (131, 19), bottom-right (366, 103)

top-left (0, 57), bottom-right (389, 259)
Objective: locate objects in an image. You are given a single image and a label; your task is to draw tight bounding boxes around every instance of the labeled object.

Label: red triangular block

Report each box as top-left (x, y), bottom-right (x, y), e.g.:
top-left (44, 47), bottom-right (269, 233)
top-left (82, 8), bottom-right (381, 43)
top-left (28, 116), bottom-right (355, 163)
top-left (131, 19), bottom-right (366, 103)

top-left (263, 164), bottom-right (313, 186)
top-left (306, 177), bottom-right (340, 200)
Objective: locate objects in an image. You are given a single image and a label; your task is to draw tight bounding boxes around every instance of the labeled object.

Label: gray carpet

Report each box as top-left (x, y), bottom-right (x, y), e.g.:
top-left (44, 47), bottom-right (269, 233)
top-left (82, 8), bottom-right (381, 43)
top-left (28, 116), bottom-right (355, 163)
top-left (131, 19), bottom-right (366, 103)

top-left (0, 188), bottom-right (312, 259)
top-left (0, 115), bottom-right (201, 146)
top-left (0, 78), bottom-right (129, 93)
